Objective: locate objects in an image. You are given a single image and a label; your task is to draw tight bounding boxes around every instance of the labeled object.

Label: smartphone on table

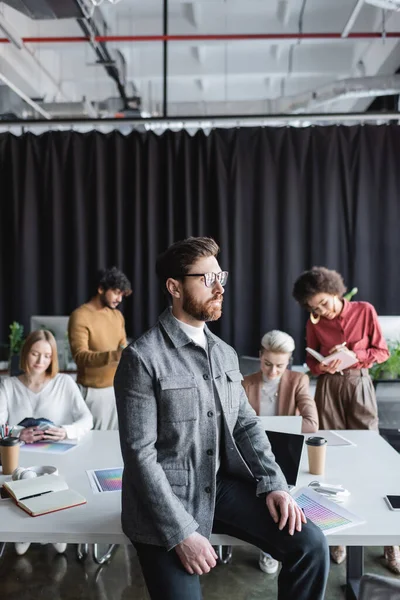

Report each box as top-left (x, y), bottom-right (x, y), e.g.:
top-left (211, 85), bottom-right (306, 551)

top-left (384, 496), bottom-right (400, 511)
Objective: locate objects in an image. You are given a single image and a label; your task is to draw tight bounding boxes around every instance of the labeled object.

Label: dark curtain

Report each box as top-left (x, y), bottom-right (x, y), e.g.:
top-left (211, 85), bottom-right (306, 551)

top-left (1, 126), bottom-right (400, 364)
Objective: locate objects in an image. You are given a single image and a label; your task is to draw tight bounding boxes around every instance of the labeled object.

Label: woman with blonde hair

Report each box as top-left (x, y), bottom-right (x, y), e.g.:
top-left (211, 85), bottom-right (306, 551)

top-left (0, 329), bottom-right (93, 555)
top-left (243, 329), bottom-right (318, 432)
top-left (243, 329), bottom-right (318, 574)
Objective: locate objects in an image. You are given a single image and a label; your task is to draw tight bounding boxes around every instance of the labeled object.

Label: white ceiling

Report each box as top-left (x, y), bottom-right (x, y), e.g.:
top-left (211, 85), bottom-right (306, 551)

top-left (0, 0), bottom-right (400, 118)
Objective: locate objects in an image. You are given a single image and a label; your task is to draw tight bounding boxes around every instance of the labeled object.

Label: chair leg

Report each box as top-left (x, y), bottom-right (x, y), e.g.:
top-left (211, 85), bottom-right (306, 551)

top-left (93, 543), bottom-right (118, 565)
top-left (76, 543), bottom-right (89, 562)
top-left (0, 542), bottom-right (5, 559)
top-left (215, 545), bottom-right (233, 565)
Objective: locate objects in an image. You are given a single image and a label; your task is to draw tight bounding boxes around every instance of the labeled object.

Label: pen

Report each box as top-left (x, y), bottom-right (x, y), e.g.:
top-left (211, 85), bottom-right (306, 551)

top-left (19, 490), bottom-right (53, 501)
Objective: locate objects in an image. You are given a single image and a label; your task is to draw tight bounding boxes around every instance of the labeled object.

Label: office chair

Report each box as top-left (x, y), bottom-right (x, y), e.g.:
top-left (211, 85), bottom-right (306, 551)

top-left (359, 573), bottom-right (400, 599)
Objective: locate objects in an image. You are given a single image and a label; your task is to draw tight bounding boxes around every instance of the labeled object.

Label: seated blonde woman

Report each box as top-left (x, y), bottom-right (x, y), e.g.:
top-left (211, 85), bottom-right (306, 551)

top-left (0, 329), bottom-right (93, 556)
top-left (242, 329), bottom-right (318, 575)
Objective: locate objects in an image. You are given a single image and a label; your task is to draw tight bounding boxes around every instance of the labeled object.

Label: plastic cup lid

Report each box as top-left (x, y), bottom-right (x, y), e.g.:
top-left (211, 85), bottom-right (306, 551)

top-left (305, 436), bottom-right (327, 446)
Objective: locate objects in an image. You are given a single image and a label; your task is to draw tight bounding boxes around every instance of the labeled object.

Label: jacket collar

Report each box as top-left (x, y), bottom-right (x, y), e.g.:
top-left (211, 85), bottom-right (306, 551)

top-left (159, 307), bottom-right (220, 349)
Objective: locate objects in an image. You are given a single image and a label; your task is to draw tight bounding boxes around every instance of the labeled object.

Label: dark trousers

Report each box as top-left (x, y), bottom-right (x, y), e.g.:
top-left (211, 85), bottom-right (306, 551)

top-left (133, 475), bottom-right (329, 600)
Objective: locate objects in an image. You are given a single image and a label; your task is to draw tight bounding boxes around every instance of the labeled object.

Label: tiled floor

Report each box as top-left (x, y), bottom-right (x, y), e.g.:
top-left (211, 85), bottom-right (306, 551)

top-left (0, 542), bottom-right (398, 600)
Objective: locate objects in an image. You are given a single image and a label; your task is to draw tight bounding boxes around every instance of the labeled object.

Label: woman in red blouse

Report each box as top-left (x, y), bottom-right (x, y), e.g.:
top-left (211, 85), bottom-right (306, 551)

top-left (292, 267), bottom-right (398, 572)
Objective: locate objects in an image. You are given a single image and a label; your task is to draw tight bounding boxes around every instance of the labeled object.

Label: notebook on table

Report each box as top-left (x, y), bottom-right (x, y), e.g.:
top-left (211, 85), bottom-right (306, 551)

top-left (2, 474), bottom-right (86, 517)
top-left (265, 430), bottom-right (305, 490)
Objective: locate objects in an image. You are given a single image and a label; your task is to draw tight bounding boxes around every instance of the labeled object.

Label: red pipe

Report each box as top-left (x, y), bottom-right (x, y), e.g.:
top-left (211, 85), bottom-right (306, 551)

top-left (0, 32), bottom-right (400, 44)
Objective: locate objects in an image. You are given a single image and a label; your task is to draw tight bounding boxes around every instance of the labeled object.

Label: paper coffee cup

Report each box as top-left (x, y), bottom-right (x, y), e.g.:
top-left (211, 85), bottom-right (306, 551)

top-left (305, 436), bottom-right (327, 475)
top-left (0, 436), bottom-right (21, 475)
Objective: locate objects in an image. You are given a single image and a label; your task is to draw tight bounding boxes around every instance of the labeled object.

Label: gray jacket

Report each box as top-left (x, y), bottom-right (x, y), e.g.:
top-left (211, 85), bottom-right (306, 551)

top-left (114, 308), bottom-right (288, 551)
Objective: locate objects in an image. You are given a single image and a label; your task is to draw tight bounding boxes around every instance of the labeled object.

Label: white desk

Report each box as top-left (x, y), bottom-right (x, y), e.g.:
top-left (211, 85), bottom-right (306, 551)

top-left (1, 429), bottom-right (400, 600)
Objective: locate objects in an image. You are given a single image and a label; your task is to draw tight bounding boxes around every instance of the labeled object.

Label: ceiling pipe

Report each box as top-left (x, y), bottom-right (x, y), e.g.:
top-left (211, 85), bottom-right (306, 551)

top-left (278, 74), bottom-right (400, 113)
top-left (0, 32), bottom-right (400, 44)
top-left (74, 1), bottom-right (128, 109)
top-left (342, 0), bottom-right (366, 38)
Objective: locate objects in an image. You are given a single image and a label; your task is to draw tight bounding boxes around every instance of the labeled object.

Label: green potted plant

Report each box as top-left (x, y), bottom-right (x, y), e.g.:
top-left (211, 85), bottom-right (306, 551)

top-left (370, 341), bottom-right (400, 381)
top-left (8, 321), bottom-right (24, 376)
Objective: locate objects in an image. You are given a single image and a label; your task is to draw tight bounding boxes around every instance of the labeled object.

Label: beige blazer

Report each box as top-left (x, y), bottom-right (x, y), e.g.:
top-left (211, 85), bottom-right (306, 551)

top-left (242, 370), bottom-right (318, 433)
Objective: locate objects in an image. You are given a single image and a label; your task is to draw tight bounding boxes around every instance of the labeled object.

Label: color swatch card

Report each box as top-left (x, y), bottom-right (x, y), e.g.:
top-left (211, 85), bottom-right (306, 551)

top-left (292, 487), bottom-right (364, 535)
top-left (20, 441), bottom-right (77, 454)
top-left (87, 468), bottom-right (123, 494)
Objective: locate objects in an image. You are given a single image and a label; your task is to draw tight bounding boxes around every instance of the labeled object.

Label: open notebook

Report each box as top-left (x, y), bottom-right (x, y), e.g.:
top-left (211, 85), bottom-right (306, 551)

top-left (306, 347), bottom-right (357, 370)
top-left (2, 474), bottom-right (86, 517)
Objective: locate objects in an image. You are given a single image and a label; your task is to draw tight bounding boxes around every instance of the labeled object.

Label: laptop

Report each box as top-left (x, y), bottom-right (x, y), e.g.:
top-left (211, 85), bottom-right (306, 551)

top-left (265, 430), bottom-right (305, 489)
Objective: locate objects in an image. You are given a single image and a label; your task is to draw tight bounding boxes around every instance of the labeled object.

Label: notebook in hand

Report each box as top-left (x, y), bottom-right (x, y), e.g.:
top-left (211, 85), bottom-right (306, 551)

top-left (306, 347), bottom-right (357, 370)
top-left (2, 474), bottom-right (86, 517)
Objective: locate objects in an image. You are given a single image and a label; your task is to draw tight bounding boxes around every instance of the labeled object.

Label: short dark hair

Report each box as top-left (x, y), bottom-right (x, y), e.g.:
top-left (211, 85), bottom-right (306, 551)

top-left (94, 267), bottom-right (132, 297)
top-left (156, 237), bottom-right (220, 292)
top-left (292, 266), bottom-right (347, 307)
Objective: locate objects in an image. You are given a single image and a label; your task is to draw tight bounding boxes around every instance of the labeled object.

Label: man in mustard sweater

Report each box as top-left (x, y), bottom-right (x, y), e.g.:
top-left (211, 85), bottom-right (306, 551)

top-left (68, 267), bottom-right (132, 430)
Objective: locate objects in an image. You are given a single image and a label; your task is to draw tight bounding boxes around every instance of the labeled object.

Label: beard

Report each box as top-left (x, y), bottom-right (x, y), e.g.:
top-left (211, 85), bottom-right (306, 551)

top-left (99, 293), bottom-right (119, 310)
top-left (182, 290), bottom-right (224, 322)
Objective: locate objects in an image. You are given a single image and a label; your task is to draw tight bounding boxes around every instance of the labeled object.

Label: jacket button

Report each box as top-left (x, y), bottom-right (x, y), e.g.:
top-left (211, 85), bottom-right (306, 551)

top-left (207, 411), bottom-right (214, 417)
top-left (205, 486), bottom-right (211, 493)
top-left (203, 374), bottom-right (209, 380)
top-left (207, 449), bottom-right (213, 456)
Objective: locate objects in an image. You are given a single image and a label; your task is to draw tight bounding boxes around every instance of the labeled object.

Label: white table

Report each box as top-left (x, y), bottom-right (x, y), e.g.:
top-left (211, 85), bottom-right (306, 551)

top-left (1, 429), bottom-right (400, 599)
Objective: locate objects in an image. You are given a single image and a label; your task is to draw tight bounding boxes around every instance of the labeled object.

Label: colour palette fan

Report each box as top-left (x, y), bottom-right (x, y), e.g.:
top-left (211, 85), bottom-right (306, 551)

top-left (292, 487), bottom-right (364, 535)
top-left (91, 468), bottom-right (123, 493)
top-left (20, 441), bottom-right (77, 454)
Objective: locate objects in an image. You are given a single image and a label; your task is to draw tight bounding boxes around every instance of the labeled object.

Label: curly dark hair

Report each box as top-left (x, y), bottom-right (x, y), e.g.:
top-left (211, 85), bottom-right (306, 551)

top-left (156, 237), bottom-right (220, 294)
top-left (94, 267), bottom-right (132, 297)
top-left (292, 267), bottom-right (347, 308)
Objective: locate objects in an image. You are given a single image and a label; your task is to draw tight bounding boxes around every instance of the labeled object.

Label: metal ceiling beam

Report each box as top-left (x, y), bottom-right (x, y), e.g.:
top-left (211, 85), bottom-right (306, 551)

top-left (0, 111), bottom-right (399, 130)
top-left (1, 32), bottom-right (400, 44)
top-left (342, 0), bottom-right (366, 38)
top-left (0, 72), bottom-right (51, 119)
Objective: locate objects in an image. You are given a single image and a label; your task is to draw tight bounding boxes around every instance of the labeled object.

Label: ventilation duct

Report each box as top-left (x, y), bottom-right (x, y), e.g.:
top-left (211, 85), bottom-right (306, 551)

top-left (2, 0), bottom-right (82, 19)
top-left (277, 75), bottom-right (400, 113)
top-left (22, 100), bottom-right (96, 119)
top-left (2, 0), bottom-right (132, 112)
top-left (365, 0), bottom-right (400, 10)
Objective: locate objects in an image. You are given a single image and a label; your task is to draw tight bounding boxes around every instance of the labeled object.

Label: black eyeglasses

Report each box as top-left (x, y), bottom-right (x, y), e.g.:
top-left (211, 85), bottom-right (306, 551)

top-left (182, 271), bottom-right (229, 288)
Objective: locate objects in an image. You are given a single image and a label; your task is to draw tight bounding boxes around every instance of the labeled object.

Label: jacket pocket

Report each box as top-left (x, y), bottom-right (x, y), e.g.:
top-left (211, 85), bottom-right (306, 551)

top-left (226, 369), bottom-right (243, 412)
top-left (159, 376), bottom-right (198, 422)
top-left (163, 467), bottom-right (189, 486)
top-left (163, 467), bottom-right (189, 504)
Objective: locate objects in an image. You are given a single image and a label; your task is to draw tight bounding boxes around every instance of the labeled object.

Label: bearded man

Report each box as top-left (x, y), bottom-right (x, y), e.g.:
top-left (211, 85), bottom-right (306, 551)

top-left (114, 237), bottom-right (328, 600)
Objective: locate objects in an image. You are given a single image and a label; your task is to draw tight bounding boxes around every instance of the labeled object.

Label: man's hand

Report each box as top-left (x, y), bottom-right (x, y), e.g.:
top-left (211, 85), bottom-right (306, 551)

top-left (266, 491), bottom-right (307, 535)
top-left (19, 427), bottom-right (45, 444)
top-left (175, 532), bottom-right (218, 575)
top-left (42, 426), bottom-right (67, 441)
